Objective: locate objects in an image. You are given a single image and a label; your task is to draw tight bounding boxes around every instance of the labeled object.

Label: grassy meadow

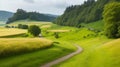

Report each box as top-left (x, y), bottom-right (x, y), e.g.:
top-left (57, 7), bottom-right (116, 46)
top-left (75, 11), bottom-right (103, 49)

top-left (50, 21), bottom-right (119, 67)
top-left (41, 20), bottom-right (119, 67)
top-left (0, 20), bottom-right (119, 67)
top-left (0, 21), bottom-right (77, 67)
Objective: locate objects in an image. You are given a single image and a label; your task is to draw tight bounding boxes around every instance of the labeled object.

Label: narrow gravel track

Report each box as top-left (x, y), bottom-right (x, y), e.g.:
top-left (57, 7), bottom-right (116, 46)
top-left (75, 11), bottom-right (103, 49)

top-left (41, 44), bottom-right (83, 67)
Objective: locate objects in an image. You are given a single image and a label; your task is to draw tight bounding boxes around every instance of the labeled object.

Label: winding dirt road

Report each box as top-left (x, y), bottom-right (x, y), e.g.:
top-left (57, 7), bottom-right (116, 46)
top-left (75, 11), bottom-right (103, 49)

top-left (41, 44), bottom-right (83, 67)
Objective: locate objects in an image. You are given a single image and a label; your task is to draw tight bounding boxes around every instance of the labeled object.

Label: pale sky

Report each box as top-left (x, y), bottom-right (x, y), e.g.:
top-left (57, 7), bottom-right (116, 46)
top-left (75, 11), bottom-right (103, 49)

top-left (0, 0), bottom-right (86, 15)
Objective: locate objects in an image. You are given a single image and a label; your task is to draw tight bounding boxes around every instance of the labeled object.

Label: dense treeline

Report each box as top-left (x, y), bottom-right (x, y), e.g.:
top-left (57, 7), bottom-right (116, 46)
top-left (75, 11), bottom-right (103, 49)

top-left (7, 9), bottom-right (57, 24)
top-left (54, 0), bottom-right (120, 27)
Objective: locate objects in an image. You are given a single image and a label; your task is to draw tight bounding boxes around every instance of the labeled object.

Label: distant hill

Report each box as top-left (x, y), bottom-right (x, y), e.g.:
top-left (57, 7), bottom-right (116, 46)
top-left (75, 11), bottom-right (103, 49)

top-left (45, 14), bottom-right (58, 18)
top-left (54, 0), bottom-right (120, 27)
top-left (7, 9), bottom-right (57, 24)
top-left (0, 10), bottom-right (13, 21)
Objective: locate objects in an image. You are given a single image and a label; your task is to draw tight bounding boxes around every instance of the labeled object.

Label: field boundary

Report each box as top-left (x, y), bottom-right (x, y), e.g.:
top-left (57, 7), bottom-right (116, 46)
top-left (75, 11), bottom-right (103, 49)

top-left (41, 44), bottom-right (83, 67)
top-left (0, 33), bottom-right (26, 38)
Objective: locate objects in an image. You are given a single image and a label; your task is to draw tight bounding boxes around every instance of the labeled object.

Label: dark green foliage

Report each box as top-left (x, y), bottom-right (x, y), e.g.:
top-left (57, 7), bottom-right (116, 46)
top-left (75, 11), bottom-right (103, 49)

top-left (7, 9), bottom-right (57, 24)
top-left (54, 0), bottom-right (120, 27)
top-left (54, 32), bottom-right (59, 39)
top-left (5, 25), bottom-right (11, 28)
top-left (18, 24), bottom-right (23, 29)
top-left (18, 24), bottom-right (28, 29)
top-left (11, 26), bottom-right (14, 28)
top-left (28, 12), bottom-right (55, 21)
top-left (7, 9), bottom-right (28, 23)
top-left (21, 25), bottom-right (28, 29)
top-left (77, 25), bottom-right (82, 28)
top-left (103, 2), bottom-right (120, 38)
top-left (28, 25), bottom-right (41, 36)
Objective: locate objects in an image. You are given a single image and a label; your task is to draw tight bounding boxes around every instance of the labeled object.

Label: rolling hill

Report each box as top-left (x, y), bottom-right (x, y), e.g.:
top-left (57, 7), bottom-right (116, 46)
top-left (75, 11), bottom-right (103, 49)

top-left (0, 10), bottom-right (13, 21)
top-left (6, 9), bottom-right (58, 24)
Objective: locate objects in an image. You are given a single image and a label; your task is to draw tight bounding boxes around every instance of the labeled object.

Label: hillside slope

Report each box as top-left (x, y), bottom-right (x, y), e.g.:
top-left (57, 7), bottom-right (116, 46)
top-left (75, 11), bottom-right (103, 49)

top-left (0, 11), bottom-right (13, 21)
top-left (7, 9), bottom-right (57, 24)
top-left (87, 39), bottom-right (120, 67)
top-left (54, 0), bottom-right (120, 26)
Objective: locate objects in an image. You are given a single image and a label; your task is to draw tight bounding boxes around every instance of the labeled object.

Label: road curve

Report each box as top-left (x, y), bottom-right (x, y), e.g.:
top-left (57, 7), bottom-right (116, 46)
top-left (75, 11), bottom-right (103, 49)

top-left (41, 44), bottom-right (83, 67)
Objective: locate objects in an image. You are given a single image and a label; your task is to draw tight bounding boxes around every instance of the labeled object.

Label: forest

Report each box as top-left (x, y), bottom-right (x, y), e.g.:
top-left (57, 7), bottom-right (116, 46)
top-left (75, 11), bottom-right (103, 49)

top-left (54, 0), bottom-right (120, 27)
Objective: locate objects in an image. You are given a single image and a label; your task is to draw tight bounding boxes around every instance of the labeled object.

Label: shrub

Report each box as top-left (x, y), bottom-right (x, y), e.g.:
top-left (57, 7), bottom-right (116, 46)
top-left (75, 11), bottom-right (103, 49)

top-left (83, 36), bottom-right (86, 38)
top-left (11, 26), bottom-right (14, 28)
top-left (18, 24), bottom-right (22, 28)
top-left (28, 25), bottom-right (41, 36)
top-left (5, 25), bottom-right (10, 28)
top-left (77, 25), bottom-right (81, 28)
top-left (54, 32), bottom-right (59, 39)
top-left (18, 24), bottom-right (28, 29)
top-left (22, 25), bottom-right (28, 29)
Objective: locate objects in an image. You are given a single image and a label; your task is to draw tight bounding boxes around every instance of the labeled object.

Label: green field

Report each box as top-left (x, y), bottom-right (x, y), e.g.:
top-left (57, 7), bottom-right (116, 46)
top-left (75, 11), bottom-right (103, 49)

top-left (0, 21), bottom-right (76, 67)
top-left (0, 40), bottom-right (76, 67)
top-left (0, 20), bottom-right (119, 67)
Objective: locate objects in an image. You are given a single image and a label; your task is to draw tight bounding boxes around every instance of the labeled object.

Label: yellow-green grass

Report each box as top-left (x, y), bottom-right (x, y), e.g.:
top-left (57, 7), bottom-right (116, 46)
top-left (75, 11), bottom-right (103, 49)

top-left (41, 25), bottom-right (52, 28)
top-left (1, 20), bottom-right (118, 67)
top-left (8, 20), bottom-right (52, 27)
top-left (0, 39), bottom-right (76, 67)
top-left (0, 28), bottom-right (26, 37)
top-left (53, 36), bottom-right (112, 67)
top-left (0, 38), bottom-right (53, 57)
top-left (44, 28), bottom-right (96, 42)
top-left (47, 30), bottom-right (71, 33)
top-left (87, 39), bottom-right (120, 67)
top-left (41, 22), bottom-right (119, 67)
top-left (81, 20), bottom-right (104, 30)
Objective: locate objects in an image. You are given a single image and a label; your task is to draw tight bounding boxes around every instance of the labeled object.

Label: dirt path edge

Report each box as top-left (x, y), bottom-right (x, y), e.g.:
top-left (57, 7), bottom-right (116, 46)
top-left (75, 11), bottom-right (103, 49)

top-left (41, 44), bottom-right (83, 67)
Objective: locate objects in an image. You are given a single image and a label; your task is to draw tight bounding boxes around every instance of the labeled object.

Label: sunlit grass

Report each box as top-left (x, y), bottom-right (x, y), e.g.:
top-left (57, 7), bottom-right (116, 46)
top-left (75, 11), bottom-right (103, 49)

top-left (0, 21), bottom-right (77, 67)
top-left (47, 30), bottom-right (70, 32)
top-left (0, 38), bottom-right (53, 57)
top-left (82, 39), bottom-right (120, 67)
top-left (8, 20), bottom-right (52, 26)
top-left (0, 39), bottom-right (76, 67)
top-left (0, 28), bottom-right (26, 37)
top-left (41, 25), bottom-right (52, 28)
top-left (1, 20), bottom-right (119, 67)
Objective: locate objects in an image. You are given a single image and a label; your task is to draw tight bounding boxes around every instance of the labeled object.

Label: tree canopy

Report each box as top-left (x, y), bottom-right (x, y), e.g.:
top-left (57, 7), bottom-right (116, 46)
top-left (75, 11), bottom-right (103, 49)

top-left (28, 25), bottom-right (41, 37)
top-left (7, 9), bottom-right (56, 24)
top-left (103, 2), bottom-right (120, 38)
top-left (54, 0), bottom-right (120, 27)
